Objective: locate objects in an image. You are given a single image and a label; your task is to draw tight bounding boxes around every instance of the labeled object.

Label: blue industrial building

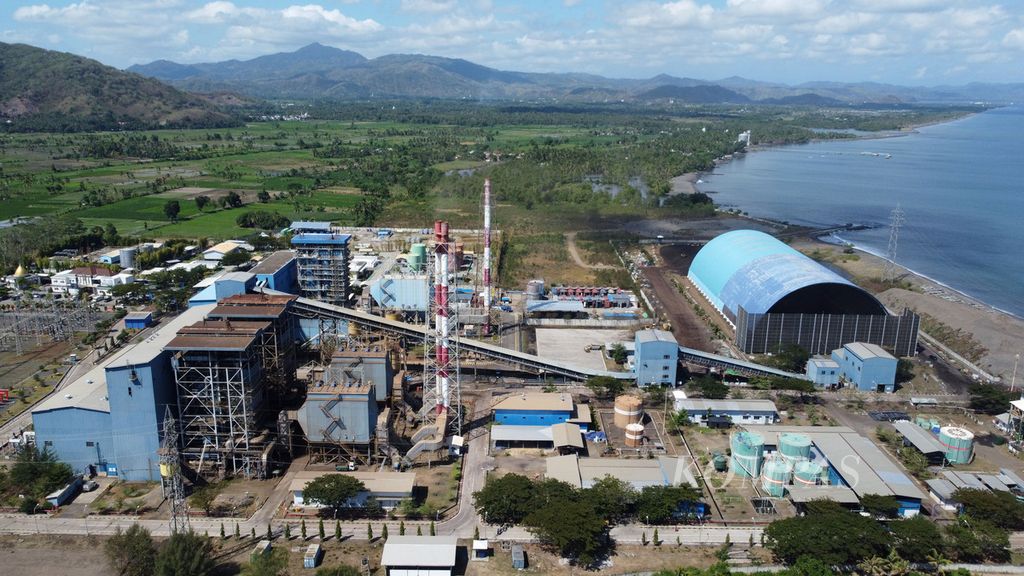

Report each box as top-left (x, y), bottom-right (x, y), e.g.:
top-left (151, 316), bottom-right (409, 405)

top-left (250, 250), bottom-right (296, 293)
top-left (32, 305), bottom-right (214, 480)
top-left (493, 393), bottom-right (575, 427)
top-left (832, 342), bottom-right (898, 393)
top-left (687, 230), bottom-right (918, 357)
top-left (634, 329), bottom-right (679, 387)
top-left (124, 311), bottom-right (153, 330)
top-left (805, 357), bottom-right (840, 387)
top-left (188, 272), bottom-right (256, 307)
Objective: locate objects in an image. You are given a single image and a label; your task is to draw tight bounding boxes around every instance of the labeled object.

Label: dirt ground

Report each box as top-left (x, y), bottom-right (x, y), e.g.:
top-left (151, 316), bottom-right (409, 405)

top-left (789, 237), bottom-right (1024, 382)
top-left (534, 328), bottom-right (631, 372)
top-left (466, 542), bottom-right (725, 576)
top-left (0, 534), bottom-right (110, 576)
top-left (640, 263), bottom-right (717, 353)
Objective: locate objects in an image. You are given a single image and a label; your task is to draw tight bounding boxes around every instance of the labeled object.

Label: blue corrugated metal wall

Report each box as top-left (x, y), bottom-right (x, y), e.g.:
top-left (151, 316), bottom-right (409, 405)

top-left (106, 357), bottom-right (174, 482)
top-left (635, 338), bottom-right (678, 387)
top-left (257, 260), bottom-right (297, 293)
top-left (494, 409), bottom-right (572, 426)
top-left (33, 408), bottom-right (112, 475)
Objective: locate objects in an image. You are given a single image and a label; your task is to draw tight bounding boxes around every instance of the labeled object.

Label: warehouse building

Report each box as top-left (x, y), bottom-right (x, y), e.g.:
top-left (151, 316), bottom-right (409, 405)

top-left (491, 422), bottom-right (584, 452)
top-left (634, 329), bottom-right (679, 387)
top-left (290, 471), bottom-right (415, 510)
top-left (124, 311), bottom-right (153, 330)
top-left (687, 230), bottom-right (919, 356)
top-left (546, 454), bottom-right (700, 490)
top-left (188, 272), bottom-right (256, 307)
top-left (492, 393), bottom-right (574, 426)
top-left (832, 342), bottom-right (898, 393)
top-left (32, 305), bottom-right (213, 480)
top-left (382, 535), bottom-right (458, 576)
top-left (673, 398), bottom-right (779, 427)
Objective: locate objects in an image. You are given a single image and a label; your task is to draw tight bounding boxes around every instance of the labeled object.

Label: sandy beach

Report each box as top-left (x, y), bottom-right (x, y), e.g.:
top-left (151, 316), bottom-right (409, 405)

top-left (789, 236), bottom-right (1024, 383)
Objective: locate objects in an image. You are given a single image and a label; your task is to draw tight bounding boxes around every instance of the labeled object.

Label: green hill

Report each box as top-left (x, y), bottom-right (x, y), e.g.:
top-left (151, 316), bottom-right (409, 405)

top-left (0, 42), bottom-right (241, 132)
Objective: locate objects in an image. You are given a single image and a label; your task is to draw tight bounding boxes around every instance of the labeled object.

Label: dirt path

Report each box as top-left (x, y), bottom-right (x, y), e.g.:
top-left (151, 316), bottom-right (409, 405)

top-left (563, 231), bottom-right (615, 270)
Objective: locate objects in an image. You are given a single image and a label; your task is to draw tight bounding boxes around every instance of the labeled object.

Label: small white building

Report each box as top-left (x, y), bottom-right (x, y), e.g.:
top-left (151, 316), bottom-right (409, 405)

top-left (674, 398), bottom-right (779, 427)
top-left (382, 535), bottom-right (458, 576)
top-left (290, 471), bottom-right (415, 510)
top-left (50, 266), bottom-right (133, 295)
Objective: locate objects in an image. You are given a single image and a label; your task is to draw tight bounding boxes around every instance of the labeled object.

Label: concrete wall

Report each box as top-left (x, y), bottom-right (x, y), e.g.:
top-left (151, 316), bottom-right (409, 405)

top-left (33, 408), bottom-right (112, 475)
top-left (635, 337), bottom-right (679, 387)
top-left (106, 356), bottom-right (174, 481)
top-left (494, 409), bottom-right (572, 426)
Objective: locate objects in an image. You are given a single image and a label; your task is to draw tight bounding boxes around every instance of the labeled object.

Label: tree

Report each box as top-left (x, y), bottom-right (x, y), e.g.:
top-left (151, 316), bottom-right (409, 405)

top-left (969, 383), bottom-right (1012, 414)
top-left (244, 548), bottom-right (288, 576)
top-left (301, 519), bottom-right (307, 539)
top-left (653, 527), bottom-right (661, 546)
top-left (609, 343), bottom-right (628, 365)
top-left (335, 520), bottom-right (341, 540)
top-left (689, 374), bottom-right (728, 400)
top-left (190, 484), bottom-right (218, 516)
top-left (319, 518), bottom-right (326, 539)
top-left (220, 523), bottom-right (226, 539)
top-left (163, 200), bottom-right (181, 222)
top-left (472, 473), bottom-right (536, 526)
top-left (9, 445), bottom-right (73, 499)
top-left (416, 525), bottom-right (422, 536)
top-left (586, 375), bottom-right (625, 399)
top-left (381, 524), bottom-right (388, 540)
top-left (221, 249), bottom-right (252, 266)
top-left (236, 210), bottom-right (290, 230)
top-left (859, 494), bottom-right (900, 519)
top-left (953, 488), bottom-right (1024, 530)
top-left (430, 520), bottom-right (436, 536)
top-left (399, 520), bottom-right (405, 536)
top-left (524, 499), bottom-right (608, 567)
top-left (155, 530), bottom-right (214, 576)
top-left (284, 524), bottom-right (291, 539)
top-left (895, 359), bottom-right (915, 383)
top-left (764, 509), bottom-right (890, 566)
top-left (367, 523), bottom-right (373, 541)
top-left (235, 523), bottom-right (241, 539)
top-left (105, 524), bottom-right (156, 576)
top-left (194, 195), bottom-right (211, 212)
top-left (890, 516), bottom-right (942, 562)
top-left (257, 190), bottom-right (271, 203)
top-left (225, 191), bottom-right (243, 208)
top-left (583, 475), bottom-right (636, 524)
top-left (767, 343), bottom-right (810, 372)
top-left (636, 485), bottom-right (703, 525)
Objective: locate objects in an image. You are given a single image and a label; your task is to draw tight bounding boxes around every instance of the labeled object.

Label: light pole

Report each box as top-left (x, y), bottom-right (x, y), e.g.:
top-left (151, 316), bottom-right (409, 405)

top-left (1011, 353), bottom-right (1020, 394)
top-left (33, 503), bottom-right (42, 534)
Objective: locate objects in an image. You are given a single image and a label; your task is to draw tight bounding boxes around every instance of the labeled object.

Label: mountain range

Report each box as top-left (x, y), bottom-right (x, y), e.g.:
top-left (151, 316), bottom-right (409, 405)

top-left (129, 42), bottom-right (1024, 104)
top-left (0, 42), bottom-right (240, 131)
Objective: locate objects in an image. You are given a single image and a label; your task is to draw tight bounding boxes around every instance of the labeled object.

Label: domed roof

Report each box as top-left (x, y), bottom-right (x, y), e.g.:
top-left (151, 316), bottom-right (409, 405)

top-left (13, 264), bottom-right (26, 277)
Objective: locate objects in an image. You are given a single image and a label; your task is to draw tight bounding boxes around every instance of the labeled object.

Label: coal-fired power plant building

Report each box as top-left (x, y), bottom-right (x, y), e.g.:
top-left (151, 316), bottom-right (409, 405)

top-left (688, 230), bottom-right (919, 356)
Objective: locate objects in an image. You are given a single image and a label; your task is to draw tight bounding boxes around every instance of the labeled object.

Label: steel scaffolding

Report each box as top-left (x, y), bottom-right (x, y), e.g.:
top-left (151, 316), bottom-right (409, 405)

top-left (422, 220), bottom-right (462, 436)
top-left (292, 234), bottom-right (351, 306)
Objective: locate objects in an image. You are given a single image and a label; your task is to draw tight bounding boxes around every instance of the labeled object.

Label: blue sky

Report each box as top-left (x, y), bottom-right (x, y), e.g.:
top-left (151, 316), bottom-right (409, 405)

top-left (4, 0), bottom-right (1024, 85)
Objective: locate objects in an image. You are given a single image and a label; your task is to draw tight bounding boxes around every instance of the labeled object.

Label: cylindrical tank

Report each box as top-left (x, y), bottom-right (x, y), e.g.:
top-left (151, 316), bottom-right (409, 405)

top-left (613, 395), bottom-right (644, 429)
top-left (778, 433), bottom-right (812, 463)
top-left (525, 279), bottom-right (545, 299)
top-left (793, 461), bottom-right (822, 486)
top-left (761, 458), bottom-right (793, 497)
top-left (940, 426), bottom-right (975, 465)
top-left (119, 247), bottom-right (138, 269)
top-left (624, 423), bottom-right (645, 447)
top-left (730, 431), bottom-right (765, 478)
top-left (713, 453), bottom-right (728, 472)
top-left (410, 243), bottom-right (427, 271)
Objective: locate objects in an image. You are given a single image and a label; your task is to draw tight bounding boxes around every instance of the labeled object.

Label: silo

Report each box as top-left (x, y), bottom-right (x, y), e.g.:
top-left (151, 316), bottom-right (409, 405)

top-left (793, 461), bottom-right (822, 486)
top-left (730, 431), bottom-right (765, 478)
top-left (410, 243), bottom-right (427, 271)
top-left (939, 426), bottom-right (975, 465)
top-left (614, 395), bottom-right (644, 429)
top-left (119, 247), bottom-right (138, 269)
top-left (778, 433), bottom-right (812, 464)
top-left (525, 279), bottom-right (545, 300)
top-left (761, 458), bottom-right (793, 497)
top-left (624, 423), bottom-right (645, 447)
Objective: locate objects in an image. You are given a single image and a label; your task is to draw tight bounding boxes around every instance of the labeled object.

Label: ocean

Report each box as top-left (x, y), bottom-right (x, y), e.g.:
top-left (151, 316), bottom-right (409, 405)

top-left (696, 106), bottom-right (1024, 319)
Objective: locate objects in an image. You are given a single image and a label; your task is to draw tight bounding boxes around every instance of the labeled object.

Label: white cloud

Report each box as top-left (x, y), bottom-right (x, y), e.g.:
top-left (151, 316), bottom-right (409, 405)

top-left (400, 0), bottom-right (458, 13)
top-left (726, 0), bottom-right (829, 19)
top-left (1004, 28), bottom-right (1024, 50)
top-left (618, 1), bottom-right (715, 29)
top-left (913, 66), bottom-right (927, 78)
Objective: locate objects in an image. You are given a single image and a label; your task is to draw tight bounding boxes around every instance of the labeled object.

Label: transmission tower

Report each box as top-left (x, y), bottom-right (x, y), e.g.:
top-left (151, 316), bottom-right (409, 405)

top-left (159, 407), bottom-right (190, 534)
top-left (883, 204), bottom-right (905, 283)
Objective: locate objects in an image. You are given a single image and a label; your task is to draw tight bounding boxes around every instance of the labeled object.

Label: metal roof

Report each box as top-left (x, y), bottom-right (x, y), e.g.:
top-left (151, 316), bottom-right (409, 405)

top-left (124, 311), bottom-right (153, 320)
top-left (34, 305), bottom-right (214, 414)
top-left (1000, 468), bottom-right (1024, 488)
top-left (526, 300), bottom-right (586, 313)
top-left (844, 342), bottom-right (895, 361)
top-left (208, 304), bottom-right (288, 319)
top-left (550, 423), bottom-right (584, 449)
top-left (165, 334), bottom-right (257, 351)
top-left (490, 425), bottom-right (553, 443)
top-left (892, 421), bottom-right (946, 455)
top-left (291, 221), bottom-right (332, 232)
top-left (942, 471), bottom-right (987, 491)
top-left (688, 229), bottom-right (885, 318)
top-left (250, 250), bottom-right (295, 275)
top-left (547, 455), bottom-right (698, 489)
top-left (635, 329), bottom-right (676, 344)
top-left (787, 485), bottom-right (860, 504)
top-left (677, 398), bottom-right (778, 414)
top-left (493, 393), bottom-right (573, 413)
top-left (808, 357), bottom-right (839, 369)
top-left (291, 233), bottom-right (351, 245)
top-left (978, 474), bottom-right (1012, 492)
top-left (926, 478), bottom-right (958, 501)
top-left (381, 536), bottom-right (457, 568)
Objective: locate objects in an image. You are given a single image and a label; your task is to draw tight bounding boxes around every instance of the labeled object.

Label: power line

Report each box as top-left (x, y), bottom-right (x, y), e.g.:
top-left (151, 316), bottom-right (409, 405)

top-left (883, 204), bottom-right (905, 283)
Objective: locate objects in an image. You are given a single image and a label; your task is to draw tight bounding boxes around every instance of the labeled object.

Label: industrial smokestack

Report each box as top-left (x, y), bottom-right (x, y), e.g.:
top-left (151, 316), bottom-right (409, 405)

top-left (483, 178), bottom-right (493, 325)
